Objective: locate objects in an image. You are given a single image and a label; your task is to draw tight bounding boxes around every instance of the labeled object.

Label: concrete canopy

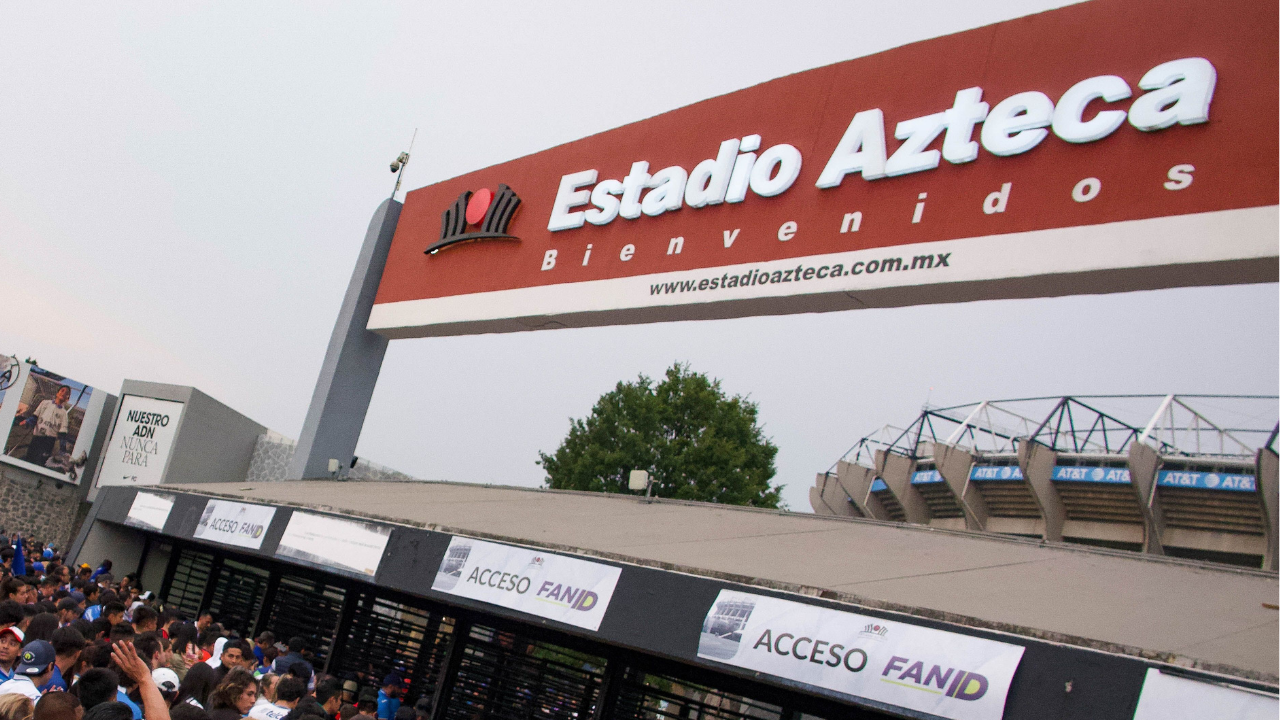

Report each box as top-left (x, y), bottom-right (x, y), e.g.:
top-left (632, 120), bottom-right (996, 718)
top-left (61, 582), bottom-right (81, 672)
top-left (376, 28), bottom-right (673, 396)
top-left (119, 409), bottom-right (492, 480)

top-left (174, 480), bottom-right (1278, 681)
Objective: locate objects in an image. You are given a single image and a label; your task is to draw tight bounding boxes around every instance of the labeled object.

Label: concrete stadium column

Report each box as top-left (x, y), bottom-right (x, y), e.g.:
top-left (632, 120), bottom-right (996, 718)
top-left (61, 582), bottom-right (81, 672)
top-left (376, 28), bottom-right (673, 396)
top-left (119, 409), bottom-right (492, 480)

top-left (934, 443), bottom-right (989, 531)
top-left (1255, 447), bottom-right (1278, 571)
top-left (818, 470), bottom-right (859, 517)
top-left (287, 199), bottom-right (402, 480)
top-left (836, 461), bottom-right (891, 520)
top-left (1127, 443), bottom-right (1168, 555)
top-left (809, 475), bottom-right (835, 515)
top-left (1017, 441), bottom-right (1066, 542)
top-left (875, 450), bottom-right (930, 525)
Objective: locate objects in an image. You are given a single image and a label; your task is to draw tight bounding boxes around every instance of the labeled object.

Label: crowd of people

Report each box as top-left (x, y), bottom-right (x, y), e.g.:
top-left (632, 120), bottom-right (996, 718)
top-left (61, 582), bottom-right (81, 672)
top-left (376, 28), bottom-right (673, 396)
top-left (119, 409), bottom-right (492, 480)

top-left (0, 536), bottom-right (423, 720)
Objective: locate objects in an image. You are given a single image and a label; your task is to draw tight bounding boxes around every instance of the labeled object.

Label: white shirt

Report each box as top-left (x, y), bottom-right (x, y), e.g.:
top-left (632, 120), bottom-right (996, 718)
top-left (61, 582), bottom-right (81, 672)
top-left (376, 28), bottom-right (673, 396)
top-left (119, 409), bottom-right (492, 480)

top-left (31, 400), bottom-right (69, 438)
top-left (248, 702), bottom-right (292, 720)
top-left (0, 675), bottom-right (41, 701)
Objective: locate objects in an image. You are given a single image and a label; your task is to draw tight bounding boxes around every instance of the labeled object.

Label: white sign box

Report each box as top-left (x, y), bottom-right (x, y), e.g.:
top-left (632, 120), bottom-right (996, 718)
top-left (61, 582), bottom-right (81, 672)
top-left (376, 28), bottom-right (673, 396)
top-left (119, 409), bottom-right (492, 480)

top-left (193, 499), bottom-right (275, 550)
top-left (1132, 668), bottom-right (1277, 720)
top-left (431, 537), bottom-right (621, 631)
top-left (275, 511), bottom-right (391, 579)
top-left (124, 492), bottom-right (175, 532)
top-left (97, 395), bottom-right (185, 487)
top-left (697, 590), bottom-right (1024, 720)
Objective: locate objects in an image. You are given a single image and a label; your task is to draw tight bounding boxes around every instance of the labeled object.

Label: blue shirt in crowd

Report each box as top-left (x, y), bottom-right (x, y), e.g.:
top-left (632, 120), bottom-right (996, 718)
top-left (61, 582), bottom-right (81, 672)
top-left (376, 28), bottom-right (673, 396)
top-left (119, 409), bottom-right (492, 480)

top-left (377, 690), bottom-right (400, 720)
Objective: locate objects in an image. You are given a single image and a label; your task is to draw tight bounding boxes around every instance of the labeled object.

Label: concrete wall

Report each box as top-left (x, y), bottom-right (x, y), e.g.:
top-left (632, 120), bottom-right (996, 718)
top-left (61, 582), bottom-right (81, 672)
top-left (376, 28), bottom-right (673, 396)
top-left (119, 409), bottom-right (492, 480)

top-left (91, 381), bottom-right (265, 497)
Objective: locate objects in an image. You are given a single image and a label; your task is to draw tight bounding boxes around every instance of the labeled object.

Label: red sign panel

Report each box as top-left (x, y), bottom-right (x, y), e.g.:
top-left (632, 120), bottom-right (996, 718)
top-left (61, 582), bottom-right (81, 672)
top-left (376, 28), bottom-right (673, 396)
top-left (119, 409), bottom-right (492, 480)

top-left (371, 0), bottom-right (1277, 338)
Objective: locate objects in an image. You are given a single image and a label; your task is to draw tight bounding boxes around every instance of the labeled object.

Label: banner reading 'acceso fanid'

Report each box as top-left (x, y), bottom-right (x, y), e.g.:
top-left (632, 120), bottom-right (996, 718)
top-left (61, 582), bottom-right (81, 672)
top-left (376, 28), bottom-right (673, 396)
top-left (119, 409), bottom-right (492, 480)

top-left (370, 0), bottom-right (1276, 338)
top-left (698, 590), bottom-right (1025, 720)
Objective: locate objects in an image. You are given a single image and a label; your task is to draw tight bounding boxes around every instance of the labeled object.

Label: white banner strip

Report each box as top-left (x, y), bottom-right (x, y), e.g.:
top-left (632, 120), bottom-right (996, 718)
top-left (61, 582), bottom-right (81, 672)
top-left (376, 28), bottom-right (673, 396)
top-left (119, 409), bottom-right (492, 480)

top-left (192, 499), bottom-right (276, 550)
top-left (370, 207), bottom-right (1275, 334)
top-left (1131, 669), bottom-right (1278, 720)
top-left (124, 492), bottom-right (175, 533)
top-left (431, 537), bottom-right (621, 632)
top-left (698, 590), bottom-right (1025, 720)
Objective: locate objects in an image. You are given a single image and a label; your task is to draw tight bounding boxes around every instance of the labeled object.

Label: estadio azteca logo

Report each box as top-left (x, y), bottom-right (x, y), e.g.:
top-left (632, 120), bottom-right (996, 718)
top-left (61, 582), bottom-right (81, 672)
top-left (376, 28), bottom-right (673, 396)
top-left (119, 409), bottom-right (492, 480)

top-left (428, 184), bottom-right (522, 255)
top-left (547, 58), bottom-right (1216, 233)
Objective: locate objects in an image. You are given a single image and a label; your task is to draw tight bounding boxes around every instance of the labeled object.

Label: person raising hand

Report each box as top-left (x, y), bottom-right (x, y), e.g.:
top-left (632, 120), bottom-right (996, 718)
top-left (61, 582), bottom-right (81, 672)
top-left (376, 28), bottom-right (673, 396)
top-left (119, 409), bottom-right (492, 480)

top-left (111, 641), bottom-right (169, 720)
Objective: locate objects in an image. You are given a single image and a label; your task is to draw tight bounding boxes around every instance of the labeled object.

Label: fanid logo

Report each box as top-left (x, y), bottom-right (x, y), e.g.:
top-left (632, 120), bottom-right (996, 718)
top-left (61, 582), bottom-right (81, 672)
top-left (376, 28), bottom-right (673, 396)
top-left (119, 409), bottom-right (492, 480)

top-left (427, 184), bottom-right (522, 255)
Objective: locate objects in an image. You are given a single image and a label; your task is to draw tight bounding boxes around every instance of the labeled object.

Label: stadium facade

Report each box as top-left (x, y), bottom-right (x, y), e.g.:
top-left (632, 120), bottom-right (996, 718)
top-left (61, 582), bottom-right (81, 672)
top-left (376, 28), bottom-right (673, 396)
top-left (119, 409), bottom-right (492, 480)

top-left (810, 395), bottom-right (1279, 570)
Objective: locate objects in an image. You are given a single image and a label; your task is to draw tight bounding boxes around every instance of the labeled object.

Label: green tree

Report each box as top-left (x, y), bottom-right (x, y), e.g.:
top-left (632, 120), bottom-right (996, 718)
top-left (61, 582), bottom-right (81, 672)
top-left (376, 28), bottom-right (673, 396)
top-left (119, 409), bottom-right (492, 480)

top-left (538, 363), bottom-right (782, 507)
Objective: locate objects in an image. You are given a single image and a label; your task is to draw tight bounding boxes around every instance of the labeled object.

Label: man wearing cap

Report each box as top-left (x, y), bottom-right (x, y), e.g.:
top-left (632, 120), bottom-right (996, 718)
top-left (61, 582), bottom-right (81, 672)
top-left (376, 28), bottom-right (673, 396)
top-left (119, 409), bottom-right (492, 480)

top-left (375, 675), bottom-right (400, 720)
top-left (0, 639), bottom-right (56, 699)
top-left (0, 627), bottom-right (24, 682)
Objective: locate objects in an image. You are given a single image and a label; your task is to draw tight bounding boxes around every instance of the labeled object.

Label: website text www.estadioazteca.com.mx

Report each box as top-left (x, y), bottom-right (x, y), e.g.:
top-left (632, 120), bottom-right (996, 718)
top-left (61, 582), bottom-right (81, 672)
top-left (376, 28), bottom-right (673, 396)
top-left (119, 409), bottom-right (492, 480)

top-left (649, 251), bottom-right (951, 296)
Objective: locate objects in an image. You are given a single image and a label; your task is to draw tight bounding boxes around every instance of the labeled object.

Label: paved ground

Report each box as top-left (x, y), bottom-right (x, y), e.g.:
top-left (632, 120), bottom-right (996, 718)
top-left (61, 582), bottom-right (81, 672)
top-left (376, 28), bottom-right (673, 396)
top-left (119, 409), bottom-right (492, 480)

top-left (185, 480), bottom-right (1279, 678)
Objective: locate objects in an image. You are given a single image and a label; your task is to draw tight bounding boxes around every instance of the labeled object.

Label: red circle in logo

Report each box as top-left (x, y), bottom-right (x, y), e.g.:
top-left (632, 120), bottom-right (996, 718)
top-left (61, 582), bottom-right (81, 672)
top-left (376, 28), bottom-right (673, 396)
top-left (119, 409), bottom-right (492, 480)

top-left (466, 188), bottom-right (493, 225)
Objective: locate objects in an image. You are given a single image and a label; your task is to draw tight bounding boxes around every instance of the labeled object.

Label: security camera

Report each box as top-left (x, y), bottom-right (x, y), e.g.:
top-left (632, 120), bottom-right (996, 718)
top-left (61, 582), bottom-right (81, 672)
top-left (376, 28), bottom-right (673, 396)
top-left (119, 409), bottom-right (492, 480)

top-left (390, 152), bottom-right (410, 173)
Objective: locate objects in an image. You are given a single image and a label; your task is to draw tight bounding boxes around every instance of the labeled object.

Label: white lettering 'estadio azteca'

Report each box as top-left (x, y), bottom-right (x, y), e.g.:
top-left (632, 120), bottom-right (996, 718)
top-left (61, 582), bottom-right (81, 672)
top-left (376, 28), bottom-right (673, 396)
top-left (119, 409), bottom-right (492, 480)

top-left (548, 58), bottom-right (1216, 231)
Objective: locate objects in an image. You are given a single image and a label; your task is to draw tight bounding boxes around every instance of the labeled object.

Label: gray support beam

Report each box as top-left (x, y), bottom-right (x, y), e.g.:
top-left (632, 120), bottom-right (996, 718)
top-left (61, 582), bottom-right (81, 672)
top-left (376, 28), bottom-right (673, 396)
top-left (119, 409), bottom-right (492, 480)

top-left (933, 443), bottom-right (989, 531)
top-left (1127, 443), bottom-right (1167, 555)
top-left (876, 450), bottom-right (930, 525)
top-left (1017, 442), bottom-right (1066, 542)
top-left (287, 199), bottom-right (402, 480)
top-left (1256, 447), bottom-right (1278, 571)
top-left (836, 461), bottom-right (890, 520)
top-left (817, 472), bottom-right (858, 517)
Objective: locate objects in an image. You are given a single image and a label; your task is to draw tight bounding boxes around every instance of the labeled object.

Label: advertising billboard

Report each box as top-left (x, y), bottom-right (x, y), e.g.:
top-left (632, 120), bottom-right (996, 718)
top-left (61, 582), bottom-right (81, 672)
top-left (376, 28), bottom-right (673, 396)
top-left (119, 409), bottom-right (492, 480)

top-left (275, 511), bottom-right (391, 579)
top-left (369, 0), bottom-right (1276, 339)
top-left (95, 395), bottom-right (186, 487)
top-left (0, 360), bottom-right (106, 484)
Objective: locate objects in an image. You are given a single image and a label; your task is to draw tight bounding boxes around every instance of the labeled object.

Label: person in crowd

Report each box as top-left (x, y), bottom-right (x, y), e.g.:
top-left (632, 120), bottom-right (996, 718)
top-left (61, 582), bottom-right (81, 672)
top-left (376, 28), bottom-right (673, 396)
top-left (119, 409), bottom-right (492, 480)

top-left (150, 668), bottom-right (179, 706)
top-left (0, 640), bottom-right (57, 700)
top-left (252, 676), bottom-right (277, 713)
top-left (23, 617), bottom-right (56, 645)
top-left (166, 627), bottom-right (199, 681)
top-left (372, 678), bottom-right (399, 720)
top-left (353, 690), bottom-right (377, 720)
top-left (55, 601), bottom-right (81, 628)
top-left (0, 605), bottom-right (23, 633)
top-left (43, 628), bottom-right (84, 693)
top-left (74, 668), bottom-right (120, 712)
top-left (337, 706), bottom-right (355, 720)
top-left (156, 613), bottom-right (180, 642)
top-left (173, 664), bottom-right (217, 710)
top-left (33, 691), bottom-right (81, 720)
top-left (100, 608), bottom-right (125, 631)
top-left (169, 705), bottom-right (208, 720)
top-left (109, 640), bottom-right (170, 720)
top-left (313, 678), bottom-right (342, 720)
top-left (391, 707), bottom-right (413, 720)
top-left (0, 628), bottom-right (25, 682)
top-left (130, 611), bottom-right (156, 638)
top-left (130, 635), bottom-right (162, 675)
top-left (249, 636), bottom-right (273, 674)
top-left (0, 694), bottom-right (34, 720)
top-left (87, 564), bottom-right (111, 586)
top-left (193, 618), bottom-right (212, 637)
top-left (249, 676), bottom-right (302, 720)
top-left (268, 641), bottom-right (310, 682)
top-left (107, 627), bottom-right (133, 645)
top-left (209, 642), bottom-right (245, 684)
top-left (79, 588), bottom-right (99, 621)
top-left (256, 650), bottom-right (276, 680)
top-left (410, 697), bottom-right (429, 720)
top-left (88, 621), bottom-right (111, 644)
top-left (37, 580), bottom-right (57, 604)
top-left (193, 636), bottom-right (217, 669)
top-left (205, 669), bottom-right (256, 720)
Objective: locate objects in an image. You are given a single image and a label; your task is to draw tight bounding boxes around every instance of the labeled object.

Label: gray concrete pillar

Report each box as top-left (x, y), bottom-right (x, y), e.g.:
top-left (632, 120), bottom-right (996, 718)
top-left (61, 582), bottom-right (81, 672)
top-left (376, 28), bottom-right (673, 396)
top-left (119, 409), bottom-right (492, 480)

top-left (1017, 441), bottom-right (1066, 542)
top-left (809, 474), bottom-right (835, 515)
top-left (818, 470), bottom-right (859, 517)
top-left (836, 461), bottom-right (890, 520)
top-left (934, 443), bottom-right (989, 531)
top-left (1127, 443), bottom-right (1167, 555)
top-left (287, 199), bottom-right (402, 480)
top-left (1255, 447), bottom-right (1278, 571)
top-left (876, 450), bottom-right (930, 525)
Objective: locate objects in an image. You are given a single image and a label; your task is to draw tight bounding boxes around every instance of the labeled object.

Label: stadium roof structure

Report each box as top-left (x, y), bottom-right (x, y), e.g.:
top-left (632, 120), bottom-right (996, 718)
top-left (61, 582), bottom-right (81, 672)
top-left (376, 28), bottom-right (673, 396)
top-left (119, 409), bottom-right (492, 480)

top-left (812, 395), bottom-right (1279, 572)
top-left (109, 479), bottom-right (1278, 683)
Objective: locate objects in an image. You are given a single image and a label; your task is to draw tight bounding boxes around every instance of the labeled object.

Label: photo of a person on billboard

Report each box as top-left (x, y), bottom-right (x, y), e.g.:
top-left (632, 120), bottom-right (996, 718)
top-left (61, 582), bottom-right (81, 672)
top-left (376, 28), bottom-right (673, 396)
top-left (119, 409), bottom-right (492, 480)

top-left (4, 366), bottom-right (93, 481)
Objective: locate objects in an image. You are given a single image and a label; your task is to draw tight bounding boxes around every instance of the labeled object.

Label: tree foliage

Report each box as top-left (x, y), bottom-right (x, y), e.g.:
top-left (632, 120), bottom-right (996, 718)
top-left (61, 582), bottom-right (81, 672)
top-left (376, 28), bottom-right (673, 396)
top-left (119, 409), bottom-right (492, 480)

top-left (538, 363), bottom-right (782, 508)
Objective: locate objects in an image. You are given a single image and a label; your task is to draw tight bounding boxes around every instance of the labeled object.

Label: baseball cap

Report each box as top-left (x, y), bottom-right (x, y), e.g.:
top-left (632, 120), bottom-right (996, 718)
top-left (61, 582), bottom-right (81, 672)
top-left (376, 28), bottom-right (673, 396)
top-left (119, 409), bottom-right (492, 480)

top-left (0, 627), bottom-right (25, 644)
top-left (152, 667), bottom-right (180, 694)
top-left (16, 640), bottom-right (54, 675)
top-left (69, 591), bottom-right (85, 603)
top-left (381, 673), bottom-right (401, 686)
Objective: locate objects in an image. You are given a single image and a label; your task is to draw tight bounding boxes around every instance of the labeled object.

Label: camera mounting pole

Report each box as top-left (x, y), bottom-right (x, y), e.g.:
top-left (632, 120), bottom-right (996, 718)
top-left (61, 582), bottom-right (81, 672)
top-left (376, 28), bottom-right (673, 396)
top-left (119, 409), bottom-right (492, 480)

top-left (391, 128), bottom-right (417, 200)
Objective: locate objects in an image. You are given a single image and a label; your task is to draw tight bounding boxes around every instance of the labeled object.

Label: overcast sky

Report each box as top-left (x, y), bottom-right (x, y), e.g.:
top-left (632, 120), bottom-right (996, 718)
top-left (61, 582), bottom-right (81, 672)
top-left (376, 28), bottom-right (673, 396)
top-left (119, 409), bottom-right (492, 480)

top-left (2, 1), bottom-right (1276, 510)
